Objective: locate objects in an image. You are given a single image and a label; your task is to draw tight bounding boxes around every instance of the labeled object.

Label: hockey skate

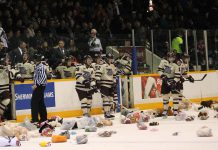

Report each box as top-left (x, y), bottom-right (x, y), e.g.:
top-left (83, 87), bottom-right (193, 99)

top-left (162, 111), bottom-right (168, 119)
top-left (104, 112), bottom-right (115, 120)
top-left (173, 111), bottom-right (179, 116)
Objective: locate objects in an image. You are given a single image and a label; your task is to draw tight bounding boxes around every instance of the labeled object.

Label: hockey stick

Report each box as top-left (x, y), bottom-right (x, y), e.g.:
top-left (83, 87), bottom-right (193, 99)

top-left (185, 74), bottom-right (207, 82)
top-left (194, 74), bottom-right (207, 81)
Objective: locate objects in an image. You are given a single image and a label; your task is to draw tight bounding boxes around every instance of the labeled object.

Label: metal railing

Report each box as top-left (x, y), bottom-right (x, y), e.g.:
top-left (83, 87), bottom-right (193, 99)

top-left (4, 29), bottom-right (218, 73)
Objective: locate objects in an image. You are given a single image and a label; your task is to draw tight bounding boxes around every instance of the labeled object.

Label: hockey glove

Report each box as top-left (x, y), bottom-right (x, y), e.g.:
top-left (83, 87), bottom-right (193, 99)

top-left (18, 77), bottom-right (25, 83)
top-left (180, 77), bottom-right (185, 83)
top-left (83, 80), bottom-right (91, 88)
top-left (88, 85), bottom-right (98, 95)
top-left (168, 80), bottom-right (177, 91)
top-left (187, 76), bottom-right (194, 83)
top-left (160, 74), bottom-right (168, 83)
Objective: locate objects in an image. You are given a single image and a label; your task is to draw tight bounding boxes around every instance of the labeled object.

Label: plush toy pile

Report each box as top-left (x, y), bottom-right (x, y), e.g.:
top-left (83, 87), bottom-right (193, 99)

top-left (0, 100), bottom-right (217, 147)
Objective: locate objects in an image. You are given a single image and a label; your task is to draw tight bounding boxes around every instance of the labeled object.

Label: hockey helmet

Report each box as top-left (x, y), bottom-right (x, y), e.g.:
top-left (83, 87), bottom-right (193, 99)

top-left (182, 53), bottom-right (190, 59)
top-left (94, 53), bottom-right (102, 59)
top-left (83, 55), bottom-right (92, 64)
top-left (167, 52), bottom-right (176, 62)
top-left (167, 52), bottom-right (176, 58)
top-left (83, 55), bottom-right (92, 60)
top-left (182, 53), bottom-right (190, 63)
top-left (106, 53), bottom-right (114, 59)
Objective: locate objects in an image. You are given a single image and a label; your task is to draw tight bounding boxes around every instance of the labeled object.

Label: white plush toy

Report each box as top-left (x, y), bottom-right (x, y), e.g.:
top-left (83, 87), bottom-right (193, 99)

top-left (197, 126), bottom-right (213, 137)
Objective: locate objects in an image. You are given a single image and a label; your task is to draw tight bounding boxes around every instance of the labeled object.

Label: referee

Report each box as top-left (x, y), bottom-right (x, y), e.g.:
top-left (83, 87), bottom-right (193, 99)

top-left (31, 54), bottom-right (48, 123)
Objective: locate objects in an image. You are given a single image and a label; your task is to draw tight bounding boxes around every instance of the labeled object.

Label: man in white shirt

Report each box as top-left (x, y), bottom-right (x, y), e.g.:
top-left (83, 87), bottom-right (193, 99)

top-left (88, 29), bottom-right (103, 57)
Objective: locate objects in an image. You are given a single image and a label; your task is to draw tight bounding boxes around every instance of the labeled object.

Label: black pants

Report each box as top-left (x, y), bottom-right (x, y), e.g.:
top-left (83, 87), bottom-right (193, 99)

top-left (31, 85), bottom-right (47, 122)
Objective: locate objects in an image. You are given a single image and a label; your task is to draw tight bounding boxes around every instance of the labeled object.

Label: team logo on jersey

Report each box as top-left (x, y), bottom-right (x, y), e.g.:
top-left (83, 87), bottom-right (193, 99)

top-left (83, 71), bottom-right (91, 80)
top-left (164, 66), bottom-right (172, 74)
top-left (106, 68), bottom-right (113, 76)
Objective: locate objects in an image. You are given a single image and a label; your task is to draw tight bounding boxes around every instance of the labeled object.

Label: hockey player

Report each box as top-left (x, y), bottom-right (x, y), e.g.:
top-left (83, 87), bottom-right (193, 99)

top-left (173, 54), bottom-right (194, 105)
top-left (95, 53), bottom-right (116, 119)
top-left (75, 55), bottom-right (97, 117)
top-left (55, 60), bottom-right (67, 79)
top-left (0, 58), bottom-right (24, 121)
top-left (15, 53), bottom-right (34, 79)
top-left (92, 54), bottom-right (104, 72)
top-left (157, 52), bottom-right (178, 118)
top-left (63, 57), bottom-right (76, 78)
top-left (115, 53), bottom-right (132, 75)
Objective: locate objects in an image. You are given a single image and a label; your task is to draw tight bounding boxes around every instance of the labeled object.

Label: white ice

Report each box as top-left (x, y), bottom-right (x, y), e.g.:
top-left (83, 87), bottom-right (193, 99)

top-left (2, 109), bottom-right (218, 150)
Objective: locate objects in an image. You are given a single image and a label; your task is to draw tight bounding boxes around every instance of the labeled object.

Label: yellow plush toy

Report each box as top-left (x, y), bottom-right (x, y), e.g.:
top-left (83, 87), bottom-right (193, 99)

top-left (39, 141), bottom-right (51, 147)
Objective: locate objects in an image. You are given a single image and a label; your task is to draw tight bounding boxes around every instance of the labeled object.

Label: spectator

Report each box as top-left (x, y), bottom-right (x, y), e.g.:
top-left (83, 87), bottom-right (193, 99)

top-left (9, 40), bottom-right (27, 65)
top-left (172, 33), bottom-right (183, 58)
top-left (88, 29), bottom-right (103, 57)
top-left (50, 40), bottom-right (66, 69)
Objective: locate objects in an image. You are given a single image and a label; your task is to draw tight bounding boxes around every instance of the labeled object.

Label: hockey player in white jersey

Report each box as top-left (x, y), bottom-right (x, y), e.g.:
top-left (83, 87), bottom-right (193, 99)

top-left (63, 56), bottom-right (76, 78)
top-left (173, 54), bottom-right (194, 109)
top-left (95, 53), bottom-right (116, 119)
top-left (157, 52), bottom-right (178, 118)
top-left (0, 58), bottom-right (24, 121)
top-left (92, 54), bottom-right (104, 72)
top-left (75, 55), bottom-right (97, 117)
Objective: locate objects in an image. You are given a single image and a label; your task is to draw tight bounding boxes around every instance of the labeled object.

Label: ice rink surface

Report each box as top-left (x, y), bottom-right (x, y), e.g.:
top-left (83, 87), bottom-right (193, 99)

top-left (2, 109), bottom-right (218, 150)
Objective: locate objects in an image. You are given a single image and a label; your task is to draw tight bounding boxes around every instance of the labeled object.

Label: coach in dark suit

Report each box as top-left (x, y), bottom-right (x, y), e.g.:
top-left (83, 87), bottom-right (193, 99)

top-left (10, 41), bottom-right (27, 65)
top-left (50, 40), bottom-right (66, 69)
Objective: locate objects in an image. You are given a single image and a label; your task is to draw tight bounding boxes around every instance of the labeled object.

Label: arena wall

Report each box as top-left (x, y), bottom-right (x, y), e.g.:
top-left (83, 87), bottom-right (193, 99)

top-left (14, 71), bottom-right (218, 122)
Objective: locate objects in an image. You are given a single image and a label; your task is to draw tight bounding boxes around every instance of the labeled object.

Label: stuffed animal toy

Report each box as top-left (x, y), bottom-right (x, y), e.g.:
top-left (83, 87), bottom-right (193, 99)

top-left (198, 110), bottom-right (209, 120)
top-left (39, 122), bottom-right (54, 137)
top-left (60, 120), bottom-right (76, 130)
top-left (76, 134), bottom-right (88, 144)
top-left (19, 117), bottom-right (37, 131)
top-left (59, 130), bottom-right (70, 139)
top-left (137, 122), bottom-right (147, 130)
top-left (98, 131), bottom-right (117, 137)
top-left (185, 116), bottom-right (195, 121)
top-left (0, 136), bottom-right (21, 147)
top-left (179, 101), bottom-right (192, 110)
top-left (51, 135), bottom-right (67, 143)
top-left (48, 116), bottom-right (63, 127)
top-left (85, 126), bottom-right (97, 132)
top-left (0, 123), bottom-right (29, 141)
top-left (200, 100), bottom-right (213, 108)
top-left (155, 107), bottom-right (174, 117)
top-left (101, 119), bottom-right (113, 126)
top-left (175, 111), bottom-right (187, 121)
top-left (39, 141), bottom-right (51, 147)
top-left (197, 126), bottom-right (212, 137)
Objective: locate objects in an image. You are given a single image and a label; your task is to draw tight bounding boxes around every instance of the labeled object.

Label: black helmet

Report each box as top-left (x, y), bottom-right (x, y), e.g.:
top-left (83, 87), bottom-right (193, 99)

top-left (34, 53), bottom-right (42, 61)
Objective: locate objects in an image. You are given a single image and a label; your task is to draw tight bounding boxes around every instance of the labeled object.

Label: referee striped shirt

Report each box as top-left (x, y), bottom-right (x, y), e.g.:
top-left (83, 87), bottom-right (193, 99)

top-left (34, 62), bottom-right (47, 85)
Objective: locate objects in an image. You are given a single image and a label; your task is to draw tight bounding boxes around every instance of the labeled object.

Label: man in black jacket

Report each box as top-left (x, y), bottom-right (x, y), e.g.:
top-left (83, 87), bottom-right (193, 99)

top-left (9, 41), bottom-right (27, 65)
top-left (50, 40), bottom-right (66, 69)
